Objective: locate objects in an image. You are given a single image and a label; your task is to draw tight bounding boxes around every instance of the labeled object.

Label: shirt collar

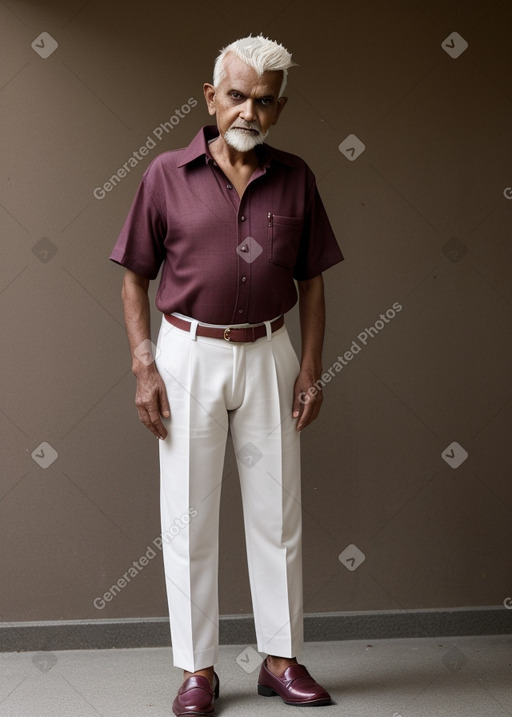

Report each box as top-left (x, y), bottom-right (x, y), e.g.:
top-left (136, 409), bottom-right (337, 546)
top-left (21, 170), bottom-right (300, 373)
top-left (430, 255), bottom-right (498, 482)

top-left (176, 125), bottom-right (297, 168)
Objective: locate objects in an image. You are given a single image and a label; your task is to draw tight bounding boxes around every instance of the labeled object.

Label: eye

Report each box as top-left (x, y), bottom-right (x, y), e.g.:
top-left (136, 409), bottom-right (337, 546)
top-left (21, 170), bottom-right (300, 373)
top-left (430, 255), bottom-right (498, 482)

top-left (259, 97), bottom-right (274, 107)
top-left (229, 91), bottom-right (243, 100)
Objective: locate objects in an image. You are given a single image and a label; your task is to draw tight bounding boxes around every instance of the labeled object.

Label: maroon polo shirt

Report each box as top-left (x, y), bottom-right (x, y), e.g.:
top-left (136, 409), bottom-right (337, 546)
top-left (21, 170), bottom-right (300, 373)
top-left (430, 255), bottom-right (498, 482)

top-left (110, 125), bottom-right (343, 324)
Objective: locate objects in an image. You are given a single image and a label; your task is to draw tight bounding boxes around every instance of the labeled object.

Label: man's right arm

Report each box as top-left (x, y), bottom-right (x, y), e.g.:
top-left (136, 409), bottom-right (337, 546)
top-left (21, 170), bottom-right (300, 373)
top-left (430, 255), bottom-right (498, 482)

top-left (121, 269), bottom-right (170, 440)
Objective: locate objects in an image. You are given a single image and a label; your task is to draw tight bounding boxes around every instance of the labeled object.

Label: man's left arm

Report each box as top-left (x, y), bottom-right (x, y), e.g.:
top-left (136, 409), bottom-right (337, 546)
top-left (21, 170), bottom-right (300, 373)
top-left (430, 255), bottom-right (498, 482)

top-left (292, 273), bottom-right (326, 431)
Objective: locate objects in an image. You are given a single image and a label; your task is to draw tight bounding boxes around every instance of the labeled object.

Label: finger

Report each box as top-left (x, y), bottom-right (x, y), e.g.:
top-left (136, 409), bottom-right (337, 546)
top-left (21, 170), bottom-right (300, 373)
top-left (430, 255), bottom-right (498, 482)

top-left (159, 385), bottom-right (171, 419)
top-left (292, 397), bottom-right (301, 420)
top-left (292, 386), bottom-right (306, 419)
top-left (297, 394), bottom-right (322, 431)
top-left (147, 405), bottom-right (168, 440)
top-left (138, 407), bottom-right (162, 439)
top-left (296, 402), bottom-right (312, 431)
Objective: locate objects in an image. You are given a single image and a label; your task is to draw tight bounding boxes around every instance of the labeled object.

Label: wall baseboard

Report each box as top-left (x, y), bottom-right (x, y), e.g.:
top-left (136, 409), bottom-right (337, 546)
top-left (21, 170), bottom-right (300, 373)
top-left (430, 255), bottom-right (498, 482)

top-left (1, 607), bottom-right (509, 653)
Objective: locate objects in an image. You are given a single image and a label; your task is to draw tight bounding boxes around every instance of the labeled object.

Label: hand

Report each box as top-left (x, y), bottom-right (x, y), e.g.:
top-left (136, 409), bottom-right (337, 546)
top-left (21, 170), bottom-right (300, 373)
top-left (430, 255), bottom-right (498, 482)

top-left (292, 368), bottom-right (323, 431)
top-left (134, 369), bottom-right (170, 440)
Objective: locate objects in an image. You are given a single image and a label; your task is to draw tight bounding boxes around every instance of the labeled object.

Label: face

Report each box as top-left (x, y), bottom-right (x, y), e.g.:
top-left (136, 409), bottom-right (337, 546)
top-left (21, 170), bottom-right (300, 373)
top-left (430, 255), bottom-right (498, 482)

top-left (204, 53), bottom-right (287, 152)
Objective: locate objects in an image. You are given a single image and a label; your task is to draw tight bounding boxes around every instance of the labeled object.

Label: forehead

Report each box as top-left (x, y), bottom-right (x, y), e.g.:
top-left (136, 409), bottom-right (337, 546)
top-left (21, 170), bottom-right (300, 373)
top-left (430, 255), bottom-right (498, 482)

top-left (219, 52), bottom-right (283, 95)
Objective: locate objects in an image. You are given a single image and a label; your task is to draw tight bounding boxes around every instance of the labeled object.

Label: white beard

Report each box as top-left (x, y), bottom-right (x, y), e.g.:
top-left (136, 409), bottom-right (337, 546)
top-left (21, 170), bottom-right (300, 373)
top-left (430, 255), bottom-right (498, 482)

top-left (224, 126), bottom-right (269, 152)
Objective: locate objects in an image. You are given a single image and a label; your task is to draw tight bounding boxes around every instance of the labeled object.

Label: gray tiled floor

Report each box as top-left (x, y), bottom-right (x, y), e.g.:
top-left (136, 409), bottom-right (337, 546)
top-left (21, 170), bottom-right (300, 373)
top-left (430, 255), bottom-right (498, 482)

top-left (1, 636), bottom-right (511, 716)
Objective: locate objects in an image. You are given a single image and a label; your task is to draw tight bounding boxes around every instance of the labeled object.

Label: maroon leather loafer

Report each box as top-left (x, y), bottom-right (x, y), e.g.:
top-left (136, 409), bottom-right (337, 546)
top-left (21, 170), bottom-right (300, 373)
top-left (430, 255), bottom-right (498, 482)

top-left (257, 658), bottom-right (331, 706)
top-left (172, 672), bottom-right (219, 716)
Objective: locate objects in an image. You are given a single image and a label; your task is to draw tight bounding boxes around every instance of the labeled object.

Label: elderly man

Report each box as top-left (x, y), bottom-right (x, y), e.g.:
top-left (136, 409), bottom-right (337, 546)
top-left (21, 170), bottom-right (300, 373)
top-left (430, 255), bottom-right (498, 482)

top-left (111, 35), bottom-right (343, 716)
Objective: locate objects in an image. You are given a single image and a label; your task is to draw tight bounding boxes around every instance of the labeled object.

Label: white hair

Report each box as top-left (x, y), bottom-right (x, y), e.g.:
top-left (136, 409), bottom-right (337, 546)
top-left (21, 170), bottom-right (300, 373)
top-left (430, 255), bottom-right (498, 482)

top-left (213, 35), bottom-right (295, 97)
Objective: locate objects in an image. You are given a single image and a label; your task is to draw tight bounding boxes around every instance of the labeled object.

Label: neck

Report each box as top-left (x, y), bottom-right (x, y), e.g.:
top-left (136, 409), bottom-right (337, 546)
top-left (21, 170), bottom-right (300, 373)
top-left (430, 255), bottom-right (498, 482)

top-left (209, 135), bottom-right (259, 168)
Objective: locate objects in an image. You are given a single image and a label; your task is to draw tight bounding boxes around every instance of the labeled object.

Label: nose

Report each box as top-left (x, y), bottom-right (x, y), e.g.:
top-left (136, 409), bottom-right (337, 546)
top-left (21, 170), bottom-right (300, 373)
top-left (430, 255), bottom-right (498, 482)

top-left (240, 98), bottom-right (256, 122)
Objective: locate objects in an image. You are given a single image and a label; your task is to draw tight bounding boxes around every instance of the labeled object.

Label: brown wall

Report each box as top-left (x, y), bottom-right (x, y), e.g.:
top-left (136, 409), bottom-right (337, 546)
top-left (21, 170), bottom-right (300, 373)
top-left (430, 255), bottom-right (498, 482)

top-left (1, 0), bottom-right (511, 624)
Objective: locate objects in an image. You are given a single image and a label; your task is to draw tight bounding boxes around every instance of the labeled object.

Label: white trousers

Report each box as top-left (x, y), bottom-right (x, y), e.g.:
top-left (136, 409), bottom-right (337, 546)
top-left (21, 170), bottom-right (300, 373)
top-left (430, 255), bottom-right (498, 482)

top-left (155, 315), bottom-right (304, 672)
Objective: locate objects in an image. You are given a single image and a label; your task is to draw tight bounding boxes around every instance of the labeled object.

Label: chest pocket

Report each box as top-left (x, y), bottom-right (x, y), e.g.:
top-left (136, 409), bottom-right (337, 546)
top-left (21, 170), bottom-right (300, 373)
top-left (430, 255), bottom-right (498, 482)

top-left (268, 214), bottom-right (303, 269)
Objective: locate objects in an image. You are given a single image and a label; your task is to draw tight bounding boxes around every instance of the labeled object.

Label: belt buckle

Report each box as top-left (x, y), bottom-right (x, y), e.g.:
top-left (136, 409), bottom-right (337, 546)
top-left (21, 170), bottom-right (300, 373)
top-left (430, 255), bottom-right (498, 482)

top-left (223, 327), bottom-right (232, 342)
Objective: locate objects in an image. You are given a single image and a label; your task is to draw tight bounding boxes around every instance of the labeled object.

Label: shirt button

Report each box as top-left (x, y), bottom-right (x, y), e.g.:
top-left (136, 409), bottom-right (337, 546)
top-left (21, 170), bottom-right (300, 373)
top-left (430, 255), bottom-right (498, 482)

top-left (226, 183), bottom-right (233, 190)
top-left (240, 215), bottom-right (246, 221)
top-left (241, 276), bottom-right (247, 282)
top-left (238, 309), bottom-right (244, 314)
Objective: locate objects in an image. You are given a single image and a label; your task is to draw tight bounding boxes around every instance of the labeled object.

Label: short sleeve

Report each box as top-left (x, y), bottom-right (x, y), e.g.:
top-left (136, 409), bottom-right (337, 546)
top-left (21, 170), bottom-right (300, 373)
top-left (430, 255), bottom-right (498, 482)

top-left (109, 176), bottom-right (166, 279)
top-left (293, 178), bottom-right (344, 281)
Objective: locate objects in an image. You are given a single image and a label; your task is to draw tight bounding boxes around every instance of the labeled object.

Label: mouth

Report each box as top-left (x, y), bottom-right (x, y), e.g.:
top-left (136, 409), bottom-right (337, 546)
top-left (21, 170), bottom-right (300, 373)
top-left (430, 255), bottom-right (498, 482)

top-left (233, 127), bottom-right (260, 135)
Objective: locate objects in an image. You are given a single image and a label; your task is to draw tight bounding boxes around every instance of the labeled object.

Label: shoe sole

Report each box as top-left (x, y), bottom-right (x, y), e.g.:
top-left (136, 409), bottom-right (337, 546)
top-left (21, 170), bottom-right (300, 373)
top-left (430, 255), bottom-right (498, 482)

top-left (258, 684), bottom-right (331, 706)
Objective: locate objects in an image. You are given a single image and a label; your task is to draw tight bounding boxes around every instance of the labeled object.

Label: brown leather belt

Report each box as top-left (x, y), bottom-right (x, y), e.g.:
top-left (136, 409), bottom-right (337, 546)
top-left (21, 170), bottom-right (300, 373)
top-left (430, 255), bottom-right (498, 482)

top-left (164, 314), bottom-right (284, 342)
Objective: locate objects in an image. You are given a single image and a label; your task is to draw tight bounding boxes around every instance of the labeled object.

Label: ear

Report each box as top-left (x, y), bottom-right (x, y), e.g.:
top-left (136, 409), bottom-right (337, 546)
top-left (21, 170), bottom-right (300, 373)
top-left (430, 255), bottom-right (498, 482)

top-left (272, 96), bottom-right (288, 125)
top-left (203, 83), bottom-right (216, 116)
